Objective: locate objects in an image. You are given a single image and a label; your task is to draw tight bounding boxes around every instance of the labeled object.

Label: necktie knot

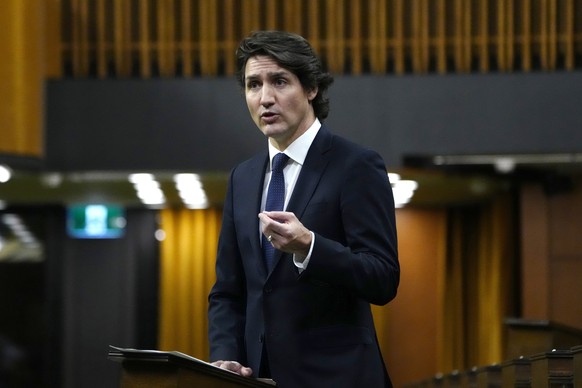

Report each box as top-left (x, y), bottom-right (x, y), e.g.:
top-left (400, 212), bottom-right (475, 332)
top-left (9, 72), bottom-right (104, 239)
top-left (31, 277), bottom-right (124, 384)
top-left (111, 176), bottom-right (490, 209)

top-left (271, 153), bottom-right (289, 173)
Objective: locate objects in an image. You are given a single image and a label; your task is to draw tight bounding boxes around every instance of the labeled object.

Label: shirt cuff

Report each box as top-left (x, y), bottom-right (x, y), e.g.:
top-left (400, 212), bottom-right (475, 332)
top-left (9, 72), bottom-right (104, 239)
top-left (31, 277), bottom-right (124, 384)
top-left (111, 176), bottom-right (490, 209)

top-left (293, 231), bottom-right (315, 272)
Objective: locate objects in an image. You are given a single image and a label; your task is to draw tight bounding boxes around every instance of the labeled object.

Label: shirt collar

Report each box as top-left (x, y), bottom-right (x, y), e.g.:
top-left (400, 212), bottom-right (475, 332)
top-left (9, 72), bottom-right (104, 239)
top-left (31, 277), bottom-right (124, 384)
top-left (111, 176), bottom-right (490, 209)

top-left (268, 118), bottom-right (321, 168)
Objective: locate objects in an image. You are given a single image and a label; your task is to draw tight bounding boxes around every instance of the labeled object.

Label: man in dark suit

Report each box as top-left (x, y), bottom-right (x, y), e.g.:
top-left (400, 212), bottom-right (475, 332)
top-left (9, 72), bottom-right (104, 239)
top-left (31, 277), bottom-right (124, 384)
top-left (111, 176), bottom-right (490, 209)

top-left (208, 30), bottom-right (400, 387)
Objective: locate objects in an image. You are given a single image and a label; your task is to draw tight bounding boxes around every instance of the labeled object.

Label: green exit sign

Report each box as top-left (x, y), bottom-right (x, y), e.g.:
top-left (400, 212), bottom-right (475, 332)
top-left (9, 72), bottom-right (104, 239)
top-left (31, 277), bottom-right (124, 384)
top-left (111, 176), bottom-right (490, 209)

top-left (67, 204), bottom-right (126, 239)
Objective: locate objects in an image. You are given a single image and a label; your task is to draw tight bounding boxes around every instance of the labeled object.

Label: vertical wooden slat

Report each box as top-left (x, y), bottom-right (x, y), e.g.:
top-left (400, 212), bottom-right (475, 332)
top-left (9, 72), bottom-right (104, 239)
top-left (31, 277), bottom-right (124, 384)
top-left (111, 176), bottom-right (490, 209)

top-left (378, 0), bottom-right (388, 73)
top-left (411, 0), bottom-right (420, 73)
top-left (453, 0), bottom-right (463, 72)
top-left (394, 0), bottom-right (405, 74)
top-left (522, 0), bottom-right (532, 71)
top-left (162, 0), bottom-right (170, 76)
top-left (95, 0), bottom-right (106, 78)
top-left (548, 0), bottom-right (557, 70)
top-left (265, 0), bottom-right (277, 31)
top-left (368, 0), bottom-right (387, 73)
top-left (199, 0), bottom-right (208, 75)
top-left (497, 0), bottom-right (506, 71)
top-left (506, 0), bottom-right (515, 71)
top-left (139, 0), bottom-right (151, 78)
top-left (463, 0), bottom-right (472, 72)
top-left (325, 0), bottom-right (339, 72)
top-left (421, 0), bottom-right (429, 73)
top-left (45, 0), bottom-right (62, 78)
top-left (307, 1), bottom-right (320, 55)
top-left (167, 0), bottom-right (176, 76)
top-left (223, 0), bottom-right (236, 76)
top-left (350, 0), bottom-right (362, 74)
top-left (478, 0), bottom-right (489, 72)
top-left (241, 0), bottom-right (260, 36)
top-left (70, 0), bottom-right (80, 76)
top-left (284, 0), bottom-right (302, 34)
top-left (564, 0), bottom-right (574, 70)
top-left (336, 0), bottom-right (346, 73)
top-left (436, 0), bottom-right (446, 74)
top-left (157, 0), bottom-right (168, 76)
top-left (209, 0), bottom-right (219, 75)
top-left (125, 0), bottom-right (133, 76)
top-left (540, 0), bottom-right (548, 69)
top-left (180, 0), bottom-right (192, 77)
top-left (80, 0), bottom-right (89, 76)
top-left (113, 0), bottom-right (122, 76)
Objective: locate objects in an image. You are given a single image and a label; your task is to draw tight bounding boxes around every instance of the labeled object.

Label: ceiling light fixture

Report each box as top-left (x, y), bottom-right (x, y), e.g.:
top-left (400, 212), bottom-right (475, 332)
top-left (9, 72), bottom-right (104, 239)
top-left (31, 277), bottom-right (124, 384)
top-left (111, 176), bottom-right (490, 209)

top-left (0, 165), bottom-right (12, 183)
top-left (388, 172), bottom-right (418, 208)
top-left (174, 173), bottom-right (209, 209)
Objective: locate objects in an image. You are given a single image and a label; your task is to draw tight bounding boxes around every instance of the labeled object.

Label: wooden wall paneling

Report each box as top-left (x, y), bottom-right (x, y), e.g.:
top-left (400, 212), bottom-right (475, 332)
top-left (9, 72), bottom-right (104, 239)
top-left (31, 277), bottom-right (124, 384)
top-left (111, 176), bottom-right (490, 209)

top-left (96, 0), bottom-right (107, 78)
top-left (367, 0), bottom-right (388, 73)
top-left (113, 0), bottom-right (130, 77)
top-left (45, 0), bottom-right (63, 79)
top-left (124, 0), bottom-right (132, 76)
top-left (265, 1), bottom-right (277, 31)
top-left (138, 0), bottom-right (151, 78)
top-left (283, 0), bottom-right (302, 35)
top-left (506, 0), bottom-right (515, 71)
top-left (463, 0), bottom-right (472, 73)
top-left (420, 0), bottom-right (429, 73)
top-left (521, 0), bottom-right (532, 71)
top-left (0, 0), bottom-right (43, 155)
top-left (411, 0), bottom-right (421, 73)
top-left (367, 0), bottom-right (379, 72)
top-left (156, 0), bottom-right (167, 76)
top-left (222, 0), bottom-right (236, 75)
top-left (70, 0), bottom-right (79, 76)
top-left (325, 0), bottom-right (336, 71)
top-left (478, 0), bottom-right (489, 72)
top-left (563, 0), bottom-right (574, 70)
top-left (166, 0), bottom-right (176, 76)
top-left (393, 0), bottom-right (405, 74)
top-left (540, 0), bottom-right (548, 70)
top-left (199, 0), bottom-right (219, 76)
top-left (80, 0), bottom-right (89, 76)
top-left (241, 0), bottom-right (260, 39)
top-left (453, 0), bottom-right (462, 72)
top-left (549, 0), bottom-right (558, 70)
top-left (336, 0), bottom-right (345, 73)
top-left (497, 0), bottom-right (507, 71)
top-left (325, 0), bottom-right (345, 73)
top-left (435, 0), bottom-right (446, 74)
top-left (306, 0), bottom-right (320, 55)
top-left (180, 0), bottom-right (192, 77)
top-left (349, 0), bottom-right (363, 74)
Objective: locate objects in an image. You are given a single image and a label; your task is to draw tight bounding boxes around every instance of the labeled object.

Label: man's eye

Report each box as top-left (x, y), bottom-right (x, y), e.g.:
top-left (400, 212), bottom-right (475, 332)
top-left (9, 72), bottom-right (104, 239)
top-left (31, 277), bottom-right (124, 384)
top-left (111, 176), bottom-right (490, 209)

top-left (275, 79), bottom-right (286, 86)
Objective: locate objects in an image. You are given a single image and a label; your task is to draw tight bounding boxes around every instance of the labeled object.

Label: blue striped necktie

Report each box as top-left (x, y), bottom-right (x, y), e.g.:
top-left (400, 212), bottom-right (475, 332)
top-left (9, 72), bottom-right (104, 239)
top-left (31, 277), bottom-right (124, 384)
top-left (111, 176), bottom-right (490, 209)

top-left (262, 153), bottom-right (289, 271)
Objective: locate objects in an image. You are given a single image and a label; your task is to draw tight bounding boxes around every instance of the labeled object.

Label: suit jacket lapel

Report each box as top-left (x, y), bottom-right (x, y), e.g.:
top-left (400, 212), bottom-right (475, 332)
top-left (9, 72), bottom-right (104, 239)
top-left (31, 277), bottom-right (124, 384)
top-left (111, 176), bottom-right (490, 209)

top-left (269, 127), bottom-right (333, 273)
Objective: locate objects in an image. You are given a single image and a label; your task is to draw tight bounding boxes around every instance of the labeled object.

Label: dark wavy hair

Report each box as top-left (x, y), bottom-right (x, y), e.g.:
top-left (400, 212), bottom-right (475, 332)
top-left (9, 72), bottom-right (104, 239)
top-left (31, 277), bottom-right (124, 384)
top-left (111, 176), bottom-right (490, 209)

top-left (236, 30), bottom-right (334, 121)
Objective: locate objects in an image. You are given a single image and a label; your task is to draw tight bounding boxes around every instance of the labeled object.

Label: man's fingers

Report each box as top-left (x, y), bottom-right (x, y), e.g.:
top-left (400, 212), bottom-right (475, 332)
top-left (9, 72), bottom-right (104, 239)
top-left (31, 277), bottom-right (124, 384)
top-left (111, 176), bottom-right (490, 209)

top-left (212, 360), bottom-right (253, 377)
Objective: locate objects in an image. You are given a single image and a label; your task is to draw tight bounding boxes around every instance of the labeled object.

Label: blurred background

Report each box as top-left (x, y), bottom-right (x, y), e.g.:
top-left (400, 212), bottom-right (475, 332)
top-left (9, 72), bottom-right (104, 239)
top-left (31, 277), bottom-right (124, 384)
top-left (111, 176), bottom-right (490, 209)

top-left (1, 1), bottom-right (582, 387)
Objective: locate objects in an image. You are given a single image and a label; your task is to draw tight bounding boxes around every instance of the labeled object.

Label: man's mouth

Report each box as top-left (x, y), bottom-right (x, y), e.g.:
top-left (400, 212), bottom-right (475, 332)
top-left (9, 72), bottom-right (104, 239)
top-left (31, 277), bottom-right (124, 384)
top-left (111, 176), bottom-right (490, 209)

top-left (261, 112), bottom-right (279, 124)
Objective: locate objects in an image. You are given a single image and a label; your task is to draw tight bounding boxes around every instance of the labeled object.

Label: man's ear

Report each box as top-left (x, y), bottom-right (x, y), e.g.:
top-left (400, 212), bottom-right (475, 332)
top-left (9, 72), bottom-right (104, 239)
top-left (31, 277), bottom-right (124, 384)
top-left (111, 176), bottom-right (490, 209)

top-left (307, 87), bottom-right (318, 102)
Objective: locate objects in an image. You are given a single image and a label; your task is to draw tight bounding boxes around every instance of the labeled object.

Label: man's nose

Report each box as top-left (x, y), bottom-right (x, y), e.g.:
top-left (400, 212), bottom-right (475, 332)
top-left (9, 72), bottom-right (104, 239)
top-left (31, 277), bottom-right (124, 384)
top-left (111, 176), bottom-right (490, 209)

top-left (260, 85), bottom-right (275, 105)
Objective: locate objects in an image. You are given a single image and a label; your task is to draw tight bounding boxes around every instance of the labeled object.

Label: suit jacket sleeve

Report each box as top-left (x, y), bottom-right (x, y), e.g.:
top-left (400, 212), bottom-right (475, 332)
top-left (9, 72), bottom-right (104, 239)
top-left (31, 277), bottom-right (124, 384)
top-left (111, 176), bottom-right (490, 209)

top-left (207, 167), bottom-right (248, 363)
top-left (299, 146), bottom-right (399, 306)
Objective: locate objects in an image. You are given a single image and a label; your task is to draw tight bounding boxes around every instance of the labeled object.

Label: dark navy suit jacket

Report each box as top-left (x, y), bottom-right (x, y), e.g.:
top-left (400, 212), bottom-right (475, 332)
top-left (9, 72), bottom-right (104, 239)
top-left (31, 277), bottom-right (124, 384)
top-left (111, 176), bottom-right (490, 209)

top-left (208, 126), bottom-right (400, 388)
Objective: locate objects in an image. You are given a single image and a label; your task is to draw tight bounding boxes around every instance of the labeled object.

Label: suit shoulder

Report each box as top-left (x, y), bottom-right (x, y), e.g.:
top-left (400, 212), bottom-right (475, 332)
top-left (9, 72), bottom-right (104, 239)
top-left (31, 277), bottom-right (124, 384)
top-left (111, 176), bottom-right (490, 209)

top-left (328, 132), bottom-right (385, 163)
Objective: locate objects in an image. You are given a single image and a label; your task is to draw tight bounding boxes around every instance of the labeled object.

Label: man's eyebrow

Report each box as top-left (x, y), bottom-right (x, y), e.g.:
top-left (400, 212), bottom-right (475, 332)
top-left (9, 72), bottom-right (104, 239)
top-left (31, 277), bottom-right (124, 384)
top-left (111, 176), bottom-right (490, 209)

top-left (245, 71), bottom-right (290, 82)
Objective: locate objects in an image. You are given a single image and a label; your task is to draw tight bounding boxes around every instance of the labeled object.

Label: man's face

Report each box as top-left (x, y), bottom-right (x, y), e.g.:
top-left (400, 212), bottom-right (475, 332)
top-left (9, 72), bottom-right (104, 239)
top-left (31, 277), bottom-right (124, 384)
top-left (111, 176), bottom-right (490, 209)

top-left (244, 55), bottom-right (318, 150)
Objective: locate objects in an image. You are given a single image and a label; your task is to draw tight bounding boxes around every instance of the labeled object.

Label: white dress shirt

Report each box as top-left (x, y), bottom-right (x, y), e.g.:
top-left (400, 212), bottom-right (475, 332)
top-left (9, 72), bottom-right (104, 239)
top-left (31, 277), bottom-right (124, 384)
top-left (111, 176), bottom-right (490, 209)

top-left (260, 119), bottom-right (321, 271)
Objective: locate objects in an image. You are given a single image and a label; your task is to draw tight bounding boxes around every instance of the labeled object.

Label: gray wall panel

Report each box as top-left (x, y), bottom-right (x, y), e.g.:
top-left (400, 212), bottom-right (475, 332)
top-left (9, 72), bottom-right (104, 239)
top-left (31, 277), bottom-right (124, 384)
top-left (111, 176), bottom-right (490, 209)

top-left (46, 72), bottom-right (582, 171)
